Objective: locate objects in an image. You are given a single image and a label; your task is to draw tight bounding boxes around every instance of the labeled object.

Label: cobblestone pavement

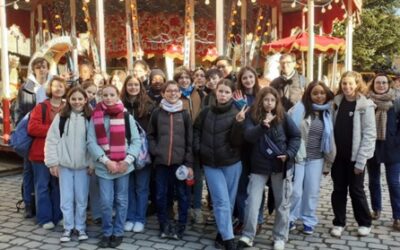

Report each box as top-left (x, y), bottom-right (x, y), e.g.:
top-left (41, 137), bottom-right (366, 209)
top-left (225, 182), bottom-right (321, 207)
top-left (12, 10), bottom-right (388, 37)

top-left (0, 174), bottom-right (399, 250)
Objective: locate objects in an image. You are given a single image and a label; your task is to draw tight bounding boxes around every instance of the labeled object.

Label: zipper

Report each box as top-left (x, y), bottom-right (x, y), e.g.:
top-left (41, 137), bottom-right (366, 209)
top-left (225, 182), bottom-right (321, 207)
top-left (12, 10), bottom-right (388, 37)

top-left (167, 113), bottom-right (174, 166)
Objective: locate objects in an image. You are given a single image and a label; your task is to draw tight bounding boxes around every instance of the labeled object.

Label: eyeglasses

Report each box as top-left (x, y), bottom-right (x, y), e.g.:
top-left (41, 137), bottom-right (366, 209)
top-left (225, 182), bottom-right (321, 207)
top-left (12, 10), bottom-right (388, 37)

top-left (375, 81), bottom-right (388, 85)
top-left (165, 89), bottom-right (179, 94)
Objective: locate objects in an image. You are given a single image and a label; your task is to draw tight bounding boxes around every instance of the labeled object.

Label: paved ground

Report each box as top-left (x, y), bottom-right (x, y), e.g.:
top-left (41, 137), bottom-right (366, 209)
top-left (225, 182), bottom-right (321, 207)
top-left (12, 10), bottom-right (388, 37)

top-left (0, 164), bottom-right (399, 249)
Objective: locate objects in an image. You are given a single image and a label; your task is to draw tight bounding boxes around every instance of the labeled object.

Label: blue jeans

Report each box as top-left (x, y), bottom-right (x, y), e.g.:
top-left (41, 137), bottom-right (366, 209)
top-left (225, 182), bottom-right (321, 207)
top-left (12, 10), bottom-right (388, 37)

top-left (367, 161), bottom-right (400, 219)
top-left (155, 164), bottom-right (190, 226)
top-left (89, 174), bottom-right (102, 220)
top-left (59, 167), bottom-right (90, 231)
top-left (204, 161), bottom-right (242, 241)
top-left (98, 174), bottom-right (129, 237)
top-left (32, 162), bottom-right (62, 225)
top-left (23, 157), bottom-right (34, 205)
top-left (290, 159), bottom-right (324, 227)
top-left (126, 165), bottom-right (151, 224)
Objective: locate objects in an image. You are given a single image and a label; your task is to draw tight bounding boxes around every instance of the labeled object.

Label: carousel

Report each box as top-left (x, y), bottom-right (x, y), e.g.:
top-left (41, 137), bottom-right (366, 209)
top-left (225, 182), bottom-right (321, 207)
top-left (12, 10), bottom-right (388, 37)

top-left (0, 0), bottom-right (362, 147)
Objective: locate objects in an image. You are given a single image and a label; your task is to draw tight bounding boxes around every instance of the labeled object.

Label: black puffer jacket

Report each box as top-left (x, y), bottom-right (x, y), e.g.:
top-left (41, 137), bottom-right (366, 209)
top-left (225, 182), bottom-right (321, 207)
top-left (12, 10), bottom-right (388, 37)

top-left (193, 100), bottom-right (243, 167)
top-left (244, 113), bottom-right (301, 175)
top-left (147, 107), bottom-right (193, 167)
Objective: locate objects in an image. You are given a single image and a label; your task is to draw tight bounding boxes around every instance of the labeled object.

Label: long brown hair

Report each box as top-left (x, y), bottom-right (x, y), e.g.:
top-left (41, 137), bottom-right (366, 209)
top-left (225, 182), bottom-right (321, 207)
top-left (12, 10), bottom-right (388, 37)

top-left (251, 87), bottom-right (285, 126)
top-left (120, 75), bottom-right (151, 118)
top-left (336, 71), bottom-right (368, 96)
top-left (237, 66), bottom-right (261, 96)
top-left (60, 87), bottom-right (92, 119)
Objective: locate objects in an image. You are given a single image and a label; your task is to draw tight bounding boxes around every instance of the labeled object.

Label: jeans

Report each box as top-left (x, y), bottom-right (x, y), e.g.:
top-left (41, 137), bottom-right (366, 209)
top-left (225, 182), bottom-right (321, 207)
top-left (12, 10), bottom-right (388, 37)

top-left (59, 167), bottom-right (90, 231)
top-left (98, 174), bottom-right (129, 237)
top-left (23, 157), bottom-right (34, 206)
top-left (242, 170), bottom-right (293, 242)
top-left (155, 164), bottom-right (190, 226)
top-left (331, 158), bottom-right (371, 227)
top-left (126, 165), bottom-right (151, 224)
top-left (367, 160), bottom-right (400, 219)
top-left (204, 161), bottom-right (242, 241)
top-left (89, 174), bottom-right (102, 220)
top-left (290, 159), bottom-right (324, 227)
top-left (32, 162), bottom-right (62, 225)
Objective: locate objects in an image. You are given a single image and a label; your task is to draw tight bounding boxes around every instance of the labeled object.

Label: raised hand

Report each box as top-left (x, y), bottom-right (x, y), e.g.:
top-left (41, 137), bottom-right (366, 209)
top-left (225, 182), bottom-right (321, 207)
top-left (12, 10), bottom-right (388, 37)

top-left (262, 112), bottom-right (276, 128)
top-left (236, 105), bottom-right (249, 122)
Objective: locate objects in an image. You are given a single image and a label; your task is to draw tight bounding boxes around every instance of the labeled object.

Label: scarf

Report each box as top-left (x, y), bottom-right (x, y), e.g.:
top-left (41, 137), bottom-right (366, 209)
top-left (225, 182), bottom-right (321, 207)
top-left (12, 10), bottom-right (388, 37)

top-left (312, 102), bottom-right (333, 153)
top-left (180, 84), bottom-right (194, 98)
top-left (93, 101), bottom-right (126, 161)
top-left (368, 90), bottom-right (394, 140)
top-left (160, 99), bottom-right (183, 112)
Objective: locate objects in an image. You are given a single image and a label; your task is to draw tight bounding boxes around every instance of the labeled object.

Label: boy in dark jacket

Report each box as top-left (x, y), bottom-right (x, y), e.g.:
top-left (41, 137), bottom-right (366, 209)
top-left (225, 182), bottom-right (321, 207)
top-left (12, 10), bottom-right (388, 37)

top-left (147, 80), bottom-right (193, 240)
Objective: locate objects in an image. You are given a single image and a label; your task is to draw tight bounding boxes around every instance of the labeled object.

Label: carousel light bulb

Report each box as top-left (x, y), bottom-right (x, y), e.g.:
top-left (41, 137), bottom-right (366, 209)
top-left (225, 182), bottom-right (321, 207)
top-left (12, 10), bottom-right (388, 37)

top-left (25, 0), bottom-right (30, 2)
top-left (84, 0), bottom-right (90, 3)
top-left (13, 2), bottom-right (19, 10)
top-left (205, 0), bottom-right (210, 5)
top-left (328, 4), bottom-right (332, 10)
top-left (343, 13), bottom-right (347, 18)
top-left (341, 3), bottom-right (345, 9)
top-left (251, 0), bottom-right (256, 3)
top-left (237, 0), bottom-right (242, 7)
top-left (321, 6), bottom-right (326, 13)
top-left (291, 1), bottom-right (296, 8)
top-left (334, 0), bottom-right (339, 3)
top-left (303, 6), bottom-right (308, 12)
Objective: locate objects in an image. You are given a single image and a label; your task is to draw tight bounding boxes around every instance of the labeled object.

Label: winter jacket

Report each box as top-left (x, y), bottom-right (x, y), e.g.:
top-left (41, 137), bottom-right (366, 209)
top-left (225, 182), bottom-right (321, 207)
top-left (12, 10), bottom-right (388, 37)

top-left (193, 100), bottom-right (243, 167)
top-left (244, 113), bottom-right (301, 175)
top-left (333, 94), bottom-right (377, 170)
top-left (87, 113), bottom-right (141, 180)
top-left (147, 107), bottom-right (193, 167)
top-left (369, 98), bottom-right (400, 165)
top-left (27, 100), bottom-right (59, 162)
top-left (289, 101), bottom-right (336, 170)
top-left (270, 71), bottom-right (305, 111)
top-left (44, 112), bottom-right (91, 169)
top-left (123, 98), bottom-right (155, 132)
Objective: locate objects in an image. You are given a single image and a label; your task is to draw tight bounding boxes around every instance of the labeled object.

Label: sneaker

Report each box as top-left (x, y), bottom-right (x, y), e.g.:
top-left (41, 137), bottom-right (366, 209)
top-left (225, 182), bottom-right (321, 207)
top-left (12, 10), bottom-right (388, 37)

top-left (159, 224), bottom-right (169, 239)
top-left (237, 236), bottom-right (254, 247)
top-left (176, 224), bottom-right (186, 240)
top-left (109, 235), bottom-right (123, 248)
top-left (42, 222), bottom-right (55, 230)
top-left (133, 222), bottom-right (145, 233)
top-left (124, 221), bottom-right (134, 232)
top-left (192, 208), bottom-right (204, 224)
top-left (98, 235), bottom-right (110, 248)
top-left (78, 231), bottom-right (88, 241)
top-left (289, 221), bottom-right (296, 231)
top-left (273, 240), bottom-right (285, 250)
top-left (60, 229), bottom-right (72, 242)
top-left (214, 233), bottom-right (224, 249)
top-left (330, 226), bottom-right (344, 237)
top-left (371, 210), bottom-right (381, 220)
top-left (357, 226), bottom-right (371, 236)
top-left (303, 224), bottom-right (314, 235)
top-left (169, 224), bottom-right (178, 240)
top-left (58, 219), bottom-right (64, 226)
top-left (206, 214), bottom-right (216, 225)
top-left (393, 219), bottom-right (400, 231)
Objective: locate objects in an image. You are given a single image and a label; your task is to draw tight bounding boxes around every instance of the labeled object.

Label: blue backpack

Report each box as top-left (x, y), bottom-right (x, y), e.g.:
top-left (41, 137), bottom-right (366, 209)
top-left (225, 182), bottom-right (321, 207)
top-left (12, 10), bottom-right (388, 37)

top-left (9, 103), bottom-right (47, 158)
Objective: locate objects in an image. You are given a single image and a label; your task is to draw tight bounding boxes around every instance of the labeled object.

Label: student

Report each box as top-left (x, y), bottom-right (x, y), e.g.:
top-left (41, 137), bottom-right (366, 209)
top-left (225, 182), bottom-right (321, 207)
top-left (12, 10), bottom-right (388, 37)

top-left (366, 73), bottom-right (400, 231)
top-left (193, 67), bottom-right (207, 92)
top-left (147, 69), bottom-right (166, 105)
top-left (330, 71), bottom-right (376, 237)
top-left (133, 60), bottom-right (151, 89)
top-left (121, 76), bottom-right (155, 233)
top-left (193, 79), bottom-right (246, 250)
top-left (82, 80), bottom-right (98, 109)
top-left (202, 68), bottom-right (223, 108)
top-left (288, 81), bottom-right (336, 235)
top-left (44, 87), bottom-right (92, 242)
top-left (87, 85), bottom-right (141, 248)
top-left (238, 87), bottom-right (300, 250)
top-left (147, 80), bottom-right (193, 240)
top-left (109, 70), bottom-right (127, 92)
top-left (28, 76), bottom-right (66, 229)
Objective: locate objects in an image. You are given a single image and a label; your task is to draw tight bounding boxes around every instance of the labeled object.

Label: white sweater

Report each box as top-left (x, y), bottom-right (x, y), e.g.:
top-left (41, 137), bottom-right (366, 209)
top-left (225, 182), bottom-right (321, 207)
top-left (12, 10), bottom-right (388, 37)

top-left (45, 112), bottom-right (90, 169)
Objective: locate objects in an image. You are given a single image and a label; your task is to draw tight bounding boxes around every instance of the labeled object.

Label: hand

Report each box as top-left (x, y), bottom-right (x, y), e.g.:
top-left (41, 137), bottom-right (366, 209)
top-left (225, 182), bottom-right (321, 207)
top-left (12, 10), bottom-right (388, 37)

top-left (262, 112), bottom-right (276, 128)
top-left (236, 105), bottom-right (249, 122)
top-left (117, 161), bottom-right (128, 174)
top-left (277, 155), bottom-right (287, 163)
top-left (106, 161), bottom-right (118, 174)
top-left (87, 167), bottom-right (94, 176)
top-left (354, 168), bottom-right (364, 175)
top-left (233, 90), bottom-right (245, 101)
top-left (49, 166), bottom-right (59, 177)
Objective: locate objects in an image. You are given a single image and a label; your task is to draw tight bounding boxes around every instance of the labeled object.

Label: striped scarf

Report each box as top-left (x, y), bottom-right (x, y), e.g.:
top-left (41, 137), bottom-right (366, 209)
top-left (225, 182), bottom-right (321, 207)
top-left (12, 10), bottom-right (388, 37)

top-left (93, 101), bottom-right (126, 161)
top-left (369, 90), bottom-right (394, 141)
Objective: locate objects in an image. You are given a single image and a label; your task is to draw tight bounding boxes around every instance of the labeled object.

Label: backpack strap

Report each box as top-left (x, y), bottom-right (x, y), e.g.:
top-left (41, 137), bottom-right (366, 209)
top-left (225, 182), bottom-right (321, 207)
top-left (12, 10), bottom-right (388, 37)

top-left (39, 102), bottom-right (47, 124)
top-left (124, 112), bottom-right (131, 146)
top-left (59, 116), bottom-right (67, 137)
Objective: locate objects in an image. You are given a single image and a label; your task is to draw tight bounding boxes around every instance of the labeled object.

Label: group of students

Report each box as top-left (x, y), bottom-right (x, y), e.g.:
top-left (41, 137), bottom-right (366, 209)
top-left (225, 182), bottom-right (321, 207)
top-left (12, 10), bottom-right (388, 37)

top-left (13, 53), bottom-right (400, 250)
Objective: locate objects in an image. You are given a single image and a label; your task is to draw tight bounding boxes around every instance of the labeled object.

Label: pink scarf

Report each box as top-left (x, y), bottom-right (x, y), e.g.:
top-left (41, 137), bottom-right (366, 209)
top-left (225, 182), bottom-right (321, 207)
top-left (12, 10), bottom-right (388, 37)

top-left (93, 101), bottom-right (126, 161)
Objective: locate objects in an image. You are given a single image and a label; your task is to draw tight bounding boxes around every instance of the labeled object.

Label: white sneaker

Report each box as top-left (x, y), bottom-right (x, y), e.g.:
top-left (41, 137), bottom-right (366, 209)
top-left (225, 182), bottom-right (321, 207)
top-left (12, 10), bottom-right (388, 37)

top-left (330, 226), bottom-right (344, 237)
top-left (60, 229), bottom-right (71, 242)
top-left (124, 221), bottom-right (134, 232)
top-left (77, 230), bottom-right (89, 241)
top-left (273, 240), bottom-right (285, 250)
top-left (42, 222), bottom-right (55, 230)
top-left (133, 222), bottom-right (145, 233)
top-left (357, 226), bottom-right (371, 236)
top-left (238, 236), bottom-right (254, 247)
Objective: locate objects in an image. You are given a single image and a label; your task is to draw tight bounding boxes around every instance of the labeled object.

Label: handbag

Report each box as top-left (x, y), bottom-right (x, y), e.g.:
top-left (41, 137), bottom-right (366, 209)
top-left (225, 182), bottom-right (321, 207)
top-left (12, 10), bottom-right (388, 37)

top-left (259, 134), bottom-right (283, 159)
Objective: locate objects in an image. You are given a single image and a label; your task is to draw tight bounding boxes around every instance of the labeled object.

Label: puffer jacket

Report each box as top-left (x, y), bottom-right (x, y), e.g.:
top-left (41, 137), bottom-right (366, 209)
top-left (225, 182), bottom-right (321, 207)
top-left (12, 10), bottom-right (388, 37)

top-left (244, 113), bottom-right (301, 175)
top-left (333, 94), bottom-right (377, 170)
top-left (193, 100), bottom-right (243, 167)
top-left (44, 112), bottom-right (91, 169)
top-left (147, 107), bottom-right (193, 167)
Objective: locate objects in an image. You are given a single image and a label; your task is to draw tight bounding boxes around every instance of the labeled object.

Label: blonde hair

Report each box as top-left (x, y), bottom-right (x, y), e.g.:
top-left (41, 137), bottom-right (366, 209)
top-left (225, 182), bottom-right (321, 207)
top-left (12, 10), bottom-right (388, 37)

top-left (336, 71), bottom-right (368, 96)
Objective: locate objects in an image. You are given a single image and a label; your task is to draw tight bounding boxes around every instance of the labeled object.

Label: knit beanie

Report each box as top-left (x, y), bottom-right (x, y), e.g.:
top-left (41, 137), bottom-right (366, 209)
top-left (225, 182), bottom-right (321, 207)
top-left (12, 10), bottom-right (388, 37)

top-left (150, 69), bottom-right (166, 82)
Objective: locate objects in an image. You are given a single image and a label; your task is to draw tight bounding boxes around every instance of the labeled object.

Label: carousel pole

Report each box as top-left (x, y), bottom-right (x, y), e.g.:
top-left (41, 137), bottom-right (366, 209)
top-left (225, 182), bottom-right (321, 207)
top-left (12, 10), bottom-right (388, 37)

top-left (96, 0), bottom-right (107, 73)
top-left (240, 0), bottom-right (247, 66)
top-left (307, 0), bottom-right (315, 81)
top-left (183, 0), bottom-right (194, 69)
top-left (0, 0), bottom-right (11, 143)
top-left (216, 0), bottom-right (224, 55)
top-left (125, 0), bottom-right (134, 74)
top-left (271, 7), bottom-right (277, 41)
top-left (38, 4), bottom-right (43, 47)
top-left (190, 0), bottom-right (195, 70)
top-left (70, 0), bottom-right (79, 79)
top-left (345, 0), bottom-right (353, 71)
top-left (317, 24), bottom-right (323, 81)
top-left (30, 10), bottom-right (35, 53)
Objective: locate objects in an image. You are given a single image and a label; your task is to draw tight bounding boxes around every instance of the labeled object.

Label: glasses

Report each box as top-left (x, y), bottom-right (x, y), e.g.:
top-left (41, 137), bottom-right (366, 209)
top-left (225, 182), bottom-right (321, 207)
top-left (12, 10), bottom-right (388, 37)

top-left (165, 89), bottom-right (179, 94)
top-left (375, 81), bottom-right (388, 85)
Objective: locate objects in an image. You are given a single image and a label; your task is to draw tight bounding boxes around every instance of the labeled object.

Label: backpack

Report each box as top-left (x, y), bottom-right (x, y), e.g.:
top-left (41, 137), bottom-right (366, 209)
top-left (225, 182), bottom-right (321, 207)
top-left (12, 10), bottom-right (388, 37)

top-left (9, 103), bottom-right (47, 158)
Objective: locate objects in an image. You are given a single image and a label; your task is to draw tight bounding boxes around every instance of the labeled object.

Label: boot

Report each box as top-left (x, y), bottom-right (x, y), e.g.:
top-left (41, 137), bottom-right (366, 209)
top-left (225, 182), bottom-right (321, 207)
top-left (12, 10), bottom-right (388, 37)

top-left (214, 233), bottom-right (223, 249)
top-left (24, 204), bottom-right (34, 219)
top-left (224, 239), bottom-right (237, 250)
